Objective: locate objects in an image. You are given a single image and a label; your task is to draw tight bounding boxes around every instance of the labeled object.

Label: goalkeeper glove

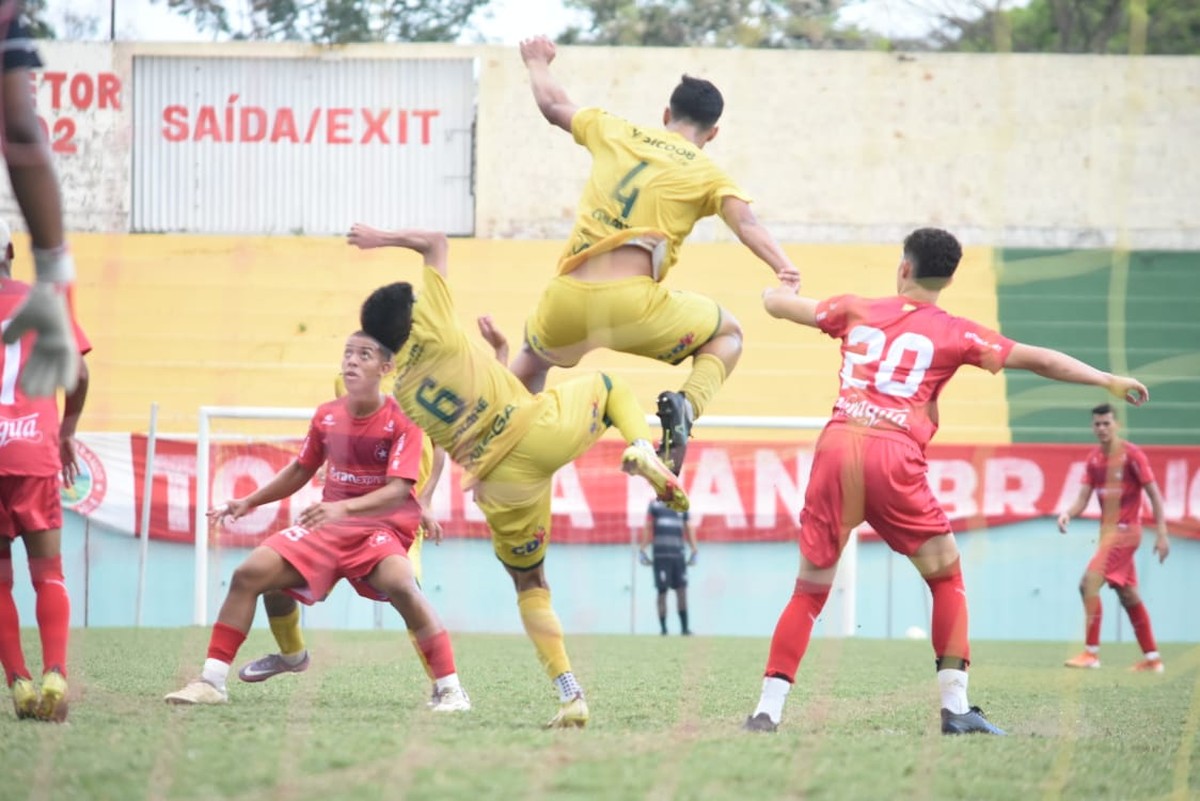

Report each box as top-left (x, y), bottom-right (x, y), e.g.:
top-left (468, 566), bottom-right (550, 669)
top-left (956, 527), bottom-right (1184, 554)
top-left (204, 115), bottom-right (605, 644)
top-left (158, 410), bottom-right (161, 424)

top-left (2, 281), bottom-right (78, 396)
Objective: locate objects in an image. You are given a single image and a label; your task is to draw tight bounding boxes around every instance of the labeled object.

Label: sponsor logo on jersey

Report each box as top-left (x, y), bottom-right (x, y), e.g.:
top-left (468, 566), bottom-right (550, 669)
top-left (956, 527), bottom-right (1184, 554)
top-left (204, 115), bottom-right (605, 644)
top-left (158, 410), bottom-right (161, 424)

top-left (327, 469), bottom-right (387, 487)
top-left (0, 413), bottom-right (44, 448)
top-left (322, 413), bottom-right (336, 426)
top-left (963, 330), bottom-right (1002, 352)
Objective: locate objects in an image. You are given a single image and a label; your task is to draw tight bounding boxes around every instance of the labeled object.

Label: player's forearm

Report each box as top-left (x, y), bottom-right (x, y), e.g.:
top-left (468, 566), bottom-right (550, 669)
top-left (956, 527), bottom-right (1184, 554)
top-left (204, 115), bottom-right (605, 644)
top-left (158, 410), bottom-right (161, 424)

top-left (342, 480), bottom-right (412, 517)
top-left (1008, 345), bottom-right (1112, 389)
top-left (244, 462), bottom-right (313, 508)
top-left (737, 221), bottom-right (796, 278)
top-left (526, 63), bottom-right (572, 123)
top-left (59, 364), bottom-right (88, 437)
top-left (762, 291), bottom-right (819, 327)
top-left (1147, 490), bottom-right (1168, 533)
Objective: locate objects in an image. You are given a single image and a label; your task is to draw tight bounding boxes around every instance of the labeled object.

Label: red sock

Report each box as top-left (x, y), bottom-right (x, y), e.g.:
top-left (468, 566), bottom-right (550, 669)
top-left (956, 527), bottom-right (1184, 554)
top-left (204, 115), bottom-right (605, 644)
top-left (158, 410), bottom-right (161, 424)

top-left (414, 630), bottom-right (457, 680)
top-left (29, 556), bottom-right (69, 678)
top-left (0, 556), bottom-right (30, 684)
top-left (925, 562), bottom-right (970, 666)
top-left (1124, 602), bottom-right (1158, 655)
top-left (1084, 595), bottom-right (1102, 648)
top-left (206, 622), bottom-right (247, 664)
top-left (764, 579), bottom-right (830, 682)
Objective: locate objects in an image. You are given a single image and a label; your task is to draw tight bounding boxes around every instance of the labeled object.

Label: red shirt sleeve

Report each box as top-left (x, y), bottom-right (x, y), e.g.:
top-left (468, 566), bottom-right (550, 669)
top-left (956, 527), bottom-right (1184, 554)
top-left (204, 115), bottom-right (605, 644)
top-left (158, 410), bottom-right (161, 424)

top-left (295, 414), bottom-right (326, 471)
top-left (815, 294), bottom-right (855, 338)
top-left (955, 318), bottom-right (1015, 374)
top-left (1128, 446), bottom-right (1156, 487)
top-left (387, 413), bottom-right (422, 483)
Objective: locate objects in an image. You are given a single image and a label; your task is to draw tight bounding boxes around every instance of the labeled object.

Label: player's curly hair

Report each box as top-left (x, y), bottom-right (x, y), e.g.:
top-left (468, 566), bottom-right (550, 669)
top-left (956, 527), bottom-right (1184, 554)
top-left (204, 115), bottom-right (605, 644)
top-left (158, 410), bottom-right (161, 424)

top-left (670, 75), bottom-right (723, 129)
top-left (360, 282), bottom-right (414, 355)
top-left (903, 228), bottom-right (962, 289)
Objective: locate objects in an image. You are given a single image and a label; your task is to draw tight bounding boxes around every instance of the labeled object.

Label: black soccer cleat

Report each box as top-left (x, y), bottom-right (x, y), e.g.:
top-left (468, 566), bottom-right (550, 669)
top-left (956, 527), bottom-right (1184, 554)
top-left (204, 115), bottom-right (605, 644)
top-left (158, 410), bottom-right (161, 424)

top-left (742, 712), bottom-right (778, 733)
top-left (941, 706), bottom-right (1007, 735)
top-left (656, 391), bottom-right (693, 476)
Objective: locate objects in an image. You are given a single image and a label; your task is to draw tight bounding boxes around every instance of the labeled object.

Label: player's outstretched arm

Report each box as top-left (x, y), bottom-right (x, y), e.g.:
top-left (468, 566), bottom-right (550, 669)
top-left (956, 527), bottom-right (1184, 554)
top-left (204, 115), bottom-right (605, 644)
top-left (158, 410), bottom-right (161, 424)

top-left (519, 36), bottom-right (579, 132)
top-left (347, 224), bottom-right (449, 278)
top-left (719, 197), bottom-right (801, 288)
top-left (761, 286), bottom-right (818, 328)
top-left (1004, 344), bottom-right (1148, 406)
top-left (209, 461), bottom-right (317, 524)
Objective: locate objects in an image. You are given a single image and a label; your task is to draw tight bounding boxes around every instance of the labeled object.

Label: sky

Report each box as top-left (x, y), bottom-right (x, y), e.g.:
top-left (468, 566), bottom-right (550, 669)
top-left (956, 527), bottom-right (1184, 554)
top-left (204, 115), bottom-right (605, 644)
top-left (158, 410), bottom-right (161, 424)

top-left (50, 0), bottom-right (958, 43)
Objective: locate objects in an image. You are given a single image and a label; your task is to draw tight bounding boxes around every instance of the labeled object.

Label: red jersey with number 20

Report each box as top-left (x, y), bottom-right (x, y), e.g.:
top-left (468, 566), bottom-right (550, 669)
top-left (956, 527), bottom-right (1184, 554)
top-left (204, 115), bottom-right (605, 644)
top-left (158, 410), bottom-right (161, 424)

top-left (0, 278), bottom-right (92, 477)
top-left (815, 295), bottom-right (1015, 450)
top-left (296, 395), bottom-right (422, 535)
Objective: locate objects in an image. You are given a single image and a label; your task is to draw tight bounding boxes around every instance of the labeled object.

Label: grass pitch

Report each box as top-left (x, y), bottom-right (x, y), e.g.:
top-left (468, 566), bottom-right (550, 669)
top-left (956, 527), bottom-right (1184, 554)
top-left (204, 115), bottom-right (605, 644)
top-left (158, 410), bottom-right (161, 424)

top-left (0, 629), bottom-right (1196, 801)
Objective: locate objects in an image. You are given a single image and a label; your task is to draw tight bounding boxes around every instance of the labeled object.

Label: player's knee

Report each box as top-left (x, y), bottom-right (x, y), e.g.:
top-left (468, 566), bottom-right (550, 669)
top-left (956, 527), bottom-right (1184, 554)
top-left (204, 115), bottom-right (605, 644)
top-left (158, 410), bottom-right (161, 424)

top-left (230, 562), bottom-right (272, 594)
top-left (28, 556), bottom-right (64, 587)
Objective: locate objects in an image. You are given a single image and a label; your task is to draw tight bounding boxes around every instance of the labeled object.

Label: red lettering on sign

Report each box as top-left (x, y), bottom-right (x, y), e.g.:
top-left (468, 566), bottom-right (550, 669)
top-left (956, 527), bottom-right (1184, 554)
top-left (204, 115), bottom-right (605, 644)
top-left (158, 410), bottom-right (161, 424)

top-left (69, 73), bottom-right (93, 110)
top-left (193, 107), bottom-right (222, 142)
top-left (43, 72), bottom-right (66, 109)
top-left (158, 104), bottom-right (447, 146)
top-left (98, 72), bottom-right (121, 110)
top-left (361, 108), bottom-right (388, 144)
top-left (326, 107), bottom-right (351, 144)
top-left (413, 109), bottom-right (440, 145)
top-left (163, 106), bottom-right (188, 142)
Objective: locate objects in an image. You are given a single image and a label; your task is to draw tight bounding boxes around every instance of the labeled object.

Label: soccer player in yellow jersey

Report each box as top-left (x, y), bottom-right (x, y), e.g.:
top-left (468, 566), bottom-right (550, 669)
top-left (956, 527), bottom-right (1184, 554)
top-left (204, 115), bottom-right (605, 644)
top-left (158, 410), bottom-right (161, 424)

top-left (514, 36), bottom-right (801, 473)
top-left (351, 223), bottom-right (688, 729)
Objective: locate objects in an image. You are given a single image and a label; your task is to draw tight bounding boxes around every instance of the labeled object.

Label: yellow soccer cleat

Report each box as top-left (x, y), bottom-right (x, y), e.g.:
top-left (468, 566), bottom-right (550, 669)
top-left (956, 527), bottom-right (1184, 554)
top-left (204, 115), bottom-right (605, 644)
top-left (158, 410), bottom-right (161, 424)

top-left (545, 693), bottom-right (589, 729)
top-left (164, 679), bottom-right (228, 705)
top-left (621, 444), bottom-right (689, 513)
top-left (36, 671), bottom-right (68, 723)
top-left (11, 677), bottom-right (38, 720)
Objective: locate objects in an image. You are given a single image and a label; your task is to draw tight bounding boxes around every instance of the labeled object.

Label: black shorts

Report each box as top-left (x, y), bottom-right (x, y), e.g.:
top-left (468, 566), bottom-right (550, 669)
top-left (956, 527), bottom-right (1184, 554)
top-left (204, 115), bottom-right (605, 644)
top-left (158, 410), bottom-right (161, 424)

top-left (1, 8), bottom-right (42, 73)
top-left (653, 558), bottom-right (687, 592)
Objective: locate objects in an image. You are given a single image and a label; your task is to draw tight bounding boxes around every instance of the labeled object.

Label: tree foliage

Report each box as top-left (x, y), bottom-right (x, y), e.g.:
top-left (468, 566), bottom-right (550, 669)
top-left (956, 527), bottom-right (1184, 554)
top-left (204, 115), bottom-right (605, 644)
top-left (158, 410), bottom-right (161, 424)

top-left (927, 0), bottom-right (1200, 54)
top-left (153, 0), bottom-right (491, 44)
top-left (21, 0), bottom-right (55, 39)
top-left (560, 0), bottom-right (876, 49)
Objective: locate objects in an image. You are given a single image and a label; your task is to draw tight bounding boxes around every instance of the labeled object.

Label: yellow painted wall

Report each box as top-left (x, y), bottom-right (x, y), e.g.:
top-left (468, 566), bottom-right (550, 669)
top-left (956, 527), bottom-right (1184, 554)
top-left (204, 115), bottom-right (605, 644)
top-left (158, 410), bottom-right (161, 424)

top-left (60, 233), bottom-right (1007, 443)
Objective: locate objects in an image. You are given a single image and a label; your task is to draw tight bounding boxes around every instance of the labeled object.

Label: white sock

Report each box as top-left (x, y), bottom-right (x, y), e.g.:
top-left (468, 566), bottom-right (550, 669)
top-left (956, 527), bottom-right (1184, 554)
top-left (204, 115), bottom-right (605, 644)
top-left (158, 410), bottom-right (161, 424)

top-left (753, 676), bottom-right (791, 724)
top-left (434, 673), bottom-right (461, 693)
top-left (938, 669), bottom-right (969, 715)
top-left (1085, 645), bottom-right (1099, 655)
top-left (201, 658), bottom-right (231, 690)
top-left (1145, 650), bottom-right (1160, 661)
top-left (553, 671), bottom-right (583, 703)
top-left (32, 247), bottom-right (75, 283)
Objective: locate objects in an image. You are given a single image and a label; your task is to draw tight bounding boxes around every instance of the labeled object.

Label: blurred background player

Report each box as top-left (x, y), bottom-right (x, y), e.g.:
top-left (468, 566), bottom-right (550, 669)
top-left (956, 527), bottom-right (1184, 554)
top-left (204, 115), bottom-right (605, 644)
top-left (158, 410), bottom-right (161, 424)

top-left (638, 499), bottom-right (698, 635)
top-left (516, 35), bottom-right (801, 474)
top-left (743, 228), bottom-right (1149, 736)
top-left (352, 224), bottom-right (687, 728)
top-left (0, 218), bottom-right (89, 721)
top-left (164, 332), bottom-right (469, 712)
top-left (1057, 403), bottom-right (1170, 673)
top-left (0, 1), bottom-right (80, 397)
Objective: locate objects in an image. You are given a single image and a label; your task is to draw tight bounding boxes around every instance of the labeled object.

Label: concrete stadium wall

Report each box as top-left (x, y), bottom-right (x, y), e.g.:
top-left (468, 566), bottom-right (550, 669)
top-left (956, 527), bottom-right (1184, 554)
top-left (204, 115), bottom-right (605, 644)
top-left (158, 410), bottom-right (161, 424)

top-left (6, 42), bottom-right (1199, 248)
top-left (63, 232), bottom-right (1008, 439)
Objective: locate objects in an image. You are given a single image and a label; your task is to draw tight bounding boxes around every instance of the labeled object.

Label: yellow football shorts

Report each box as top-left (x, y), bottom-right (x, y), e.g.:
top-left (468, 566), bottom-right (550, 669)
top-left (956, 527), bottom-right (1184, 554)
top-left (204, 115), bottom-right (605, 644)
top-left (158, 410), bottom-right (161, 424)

top-left (524, 275), bottom-right (721, 367)
top-left (474, 373), bottom-right (614, 570)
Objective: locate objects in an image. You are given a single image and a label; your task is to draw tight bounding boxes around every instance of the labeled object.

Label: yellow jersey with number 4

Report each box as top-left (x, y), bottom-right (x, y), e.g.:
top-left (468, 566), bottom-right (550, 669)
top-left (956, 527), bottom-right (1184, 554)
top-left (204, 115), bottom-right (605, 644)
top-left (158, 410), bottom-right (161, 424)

top-left (559, 107), bottom-right (751, 281)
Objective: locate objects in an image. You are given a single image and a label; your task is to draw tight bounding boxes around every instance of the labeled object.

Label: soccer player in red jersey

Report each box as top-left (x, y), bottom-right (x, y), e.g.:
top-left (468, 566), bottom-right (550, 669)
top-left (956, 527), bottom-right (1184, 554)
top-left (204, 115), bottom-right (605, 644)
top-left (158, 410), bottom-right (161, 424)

top-left (1057, 403), bottom-right (1170, 672)
top-left (0, 2), bottom-right (81, 397)
top-left (0, 219), bottom-right (90, 721)
top-left (164, 332), bottom-right (469, 712)
top-left (742, 228), bottom-right (1149, 735)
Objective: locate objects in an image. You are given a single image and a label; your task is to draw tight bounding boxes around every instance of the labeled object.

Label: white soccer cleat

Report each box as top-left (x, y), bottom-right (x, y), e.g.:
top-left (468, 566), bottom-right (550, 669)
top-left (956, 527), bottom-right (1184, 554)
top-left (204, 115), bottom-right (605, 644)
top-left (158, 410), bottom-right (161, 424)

top-left (429, 685), bottom-right (471, 713)
top-left (621, 444), bottom-right (689, 512)
top-left (0, 282), bottom-right (79, 396)
top-left (546, 693), bottom-right (589, 729)
top-left (164, 679), bottom-right (228, 705)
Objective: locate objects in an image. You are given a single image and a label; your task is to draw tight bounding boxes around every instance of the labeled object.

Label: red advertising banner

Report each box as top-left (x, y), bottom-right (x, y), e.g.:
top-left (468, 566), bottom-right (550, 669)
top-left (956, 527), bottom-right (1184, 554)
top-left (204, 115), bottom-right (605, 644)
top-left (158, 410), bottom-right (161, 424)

top-left (86, 436), bottom-right (1200, 548)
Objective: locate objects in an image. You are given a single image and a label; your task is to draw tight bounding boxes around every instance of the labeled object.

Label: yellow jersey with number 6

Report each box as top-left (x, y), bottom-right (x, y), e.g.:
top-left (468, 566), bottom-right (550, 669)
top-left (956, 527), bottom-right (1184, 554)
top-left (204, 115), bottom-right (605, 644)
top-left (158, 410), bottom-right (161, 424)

top-left (558, 107), bottom-right (751, 281)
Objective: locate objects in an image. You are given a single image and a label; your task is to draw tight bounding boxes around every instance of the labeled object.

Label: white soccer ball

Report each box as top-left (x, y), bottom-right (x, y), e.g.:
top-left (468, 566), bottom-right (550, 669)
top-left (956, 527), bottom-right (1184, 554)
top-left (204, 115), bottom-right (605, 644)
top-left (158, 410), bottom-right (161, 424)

top-left (905, 625), bottom-right (927, 640)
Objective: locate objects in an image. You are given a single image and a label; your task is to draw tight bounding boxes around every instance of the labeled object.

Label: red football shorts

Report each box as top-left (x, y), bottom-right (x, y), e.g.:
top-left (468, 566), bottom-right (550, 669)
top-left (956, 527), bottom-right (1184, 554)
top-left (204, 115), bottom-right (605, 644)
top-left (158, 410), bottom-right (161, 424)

top-left (264, 523), bottom-right (411, 605)
top-left (799, 424), bottom-right (951, 569)
top-left (0, 475), bottom-right (63, 539)
top-left (1086, 529), bottom-right (1140, 588)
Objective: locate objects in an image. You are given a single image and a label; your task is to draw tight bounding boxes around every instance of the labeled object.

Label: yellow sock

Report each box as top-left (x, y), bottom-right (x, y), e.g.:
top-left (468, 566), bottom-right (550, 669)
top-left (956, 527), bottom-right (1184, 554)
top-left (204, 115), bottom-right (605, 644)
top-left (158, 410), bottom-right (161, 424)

top-left (268, 606), bottom-right (306, 657)
top-left (408, 631), bottom-right (435, 681)
top-left (599, 374), bottom-right (652, 443)
top-left (517, 588), bottom-right (572, 680)
top-left (680, 353), bottom-right (727, 419)
top-left (409, 530), bottom-right (425, 588)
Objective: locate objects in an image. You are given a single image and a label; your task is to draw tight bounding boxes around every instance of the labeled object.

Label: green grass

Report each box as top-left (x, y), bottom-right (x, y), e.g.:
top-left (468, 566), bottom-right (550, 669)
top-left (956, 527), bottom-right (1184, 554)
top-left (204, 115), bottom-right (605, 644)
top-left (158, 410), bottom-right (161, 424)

top-left (1, 630), bottom-right (1197, 801)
